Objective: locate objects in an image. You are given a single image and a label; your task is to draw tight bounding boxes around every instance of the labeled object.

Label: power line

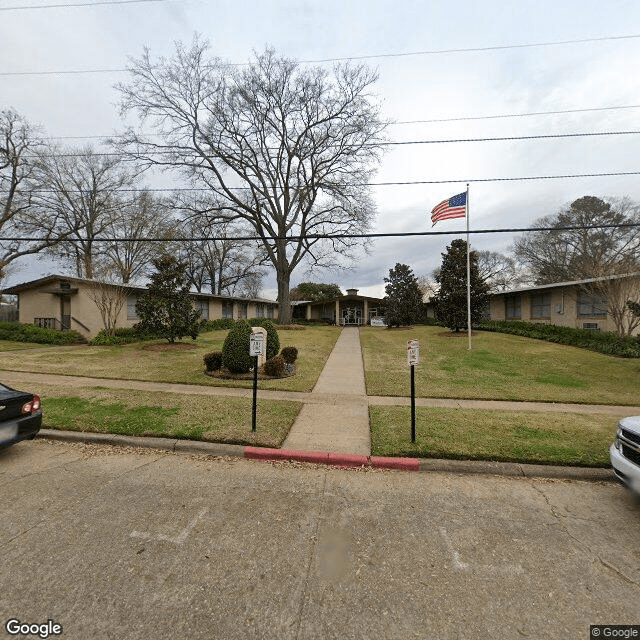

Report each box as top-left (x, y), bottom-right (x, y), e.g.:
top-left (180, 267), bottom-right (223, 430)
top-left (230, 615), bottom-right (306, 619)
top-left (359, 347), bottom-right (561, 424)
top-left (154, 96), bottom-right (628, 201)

top-left (5, 170), bottom-right (640, 195)
top-left (0, 0), bottom-right (167, 11)
top-left (22, 129), bottom-right (640, 158)
top-left (2, 223), bottom-right (640, 244)
top-left (2, 32), bottom-right (640, 76)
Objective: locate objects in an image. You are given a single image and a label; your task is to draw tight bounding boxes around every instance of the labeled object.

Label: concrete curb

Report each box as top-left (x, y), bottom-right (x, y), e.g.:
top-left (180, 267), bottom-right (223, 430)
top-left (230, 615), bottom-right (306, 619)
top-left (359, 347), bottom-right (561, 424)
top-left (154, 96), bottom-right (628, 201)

top-left (37, 429), bottom-right (613, 481)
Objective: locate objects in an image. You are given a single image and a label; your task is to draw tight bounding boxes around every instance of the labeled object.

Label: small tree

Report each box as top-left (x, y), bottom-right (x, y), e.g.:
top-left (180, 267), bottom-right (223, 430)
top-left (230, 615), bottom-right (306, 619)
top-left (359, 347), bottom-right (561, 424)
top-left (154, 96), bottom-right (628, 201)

top-left (433, 239), bottom-right (490, 332)
top-left (86, 277), bottom-right (127, 337)
top-left (135, 254), bottom-right (201, 342)
top-left (383, 263), bottom-right (424, 327)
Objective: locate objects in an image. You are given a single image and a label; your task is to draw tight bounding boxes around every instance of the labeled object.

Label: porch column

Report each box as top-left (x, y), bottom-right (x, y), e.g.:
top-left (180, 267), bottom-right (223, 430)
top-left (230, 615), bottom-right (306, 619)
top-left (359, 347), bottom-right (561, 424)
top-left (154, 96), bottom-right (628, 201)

top-left (363, 299), bottom-right (369, 325)
top-left (335, 300), bottom-right (340, 325)
top-left (306, 303), bottom-right (312, 321)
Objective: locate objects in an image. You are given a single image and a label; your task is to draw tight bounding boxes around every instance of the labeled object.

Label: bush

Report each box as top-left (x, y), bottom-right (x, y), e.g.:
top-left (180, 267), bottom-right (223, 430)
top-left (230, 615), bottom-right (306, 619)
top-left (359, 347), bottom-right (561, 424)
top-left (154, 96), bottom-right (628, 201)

top-left (263, 354), bottom-right (286, 377)
top-left (280, 346), bottom-right (298, 363)
top-left (89, 327), bottom-right (159, 346)
top-left (247, 318), bottom-right (280, 359)
top-left (201, 318), bottom-right (236, 331)
top-left (477, 320), bottom-right (640, 358)
top-left (222, 319), bottom-right (253, 373)
top-left (0, 322), bottom-right (85, 345)
top-left (203, 351), bottom-right (223, 371)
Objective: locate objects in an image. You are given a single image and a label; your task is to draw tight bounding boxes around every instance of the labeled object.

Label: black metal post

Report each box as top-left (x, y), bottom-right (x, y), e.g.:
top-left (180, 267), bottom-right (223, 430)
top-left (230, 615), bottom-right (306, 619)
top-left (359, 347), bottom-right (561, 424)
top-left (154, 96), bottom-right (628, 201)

top-left (252, 355), bottom-right (258, 432)
top-left (410, 364), bottom-right (416, 443)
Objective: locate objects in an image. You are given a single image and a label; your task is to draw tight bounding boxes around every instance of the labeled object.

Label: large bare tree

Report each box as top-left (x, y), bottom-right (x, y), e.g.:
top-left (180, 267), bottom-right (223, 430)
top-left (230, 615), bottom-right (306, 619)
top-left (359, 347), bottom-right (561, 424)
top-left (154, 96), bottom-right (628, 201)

top-left (116, 39), bottom-right (386, 323)
top-left (0, 109), bottom-right (61, 278)
top-left (39, 145), bottom-right (136, 279)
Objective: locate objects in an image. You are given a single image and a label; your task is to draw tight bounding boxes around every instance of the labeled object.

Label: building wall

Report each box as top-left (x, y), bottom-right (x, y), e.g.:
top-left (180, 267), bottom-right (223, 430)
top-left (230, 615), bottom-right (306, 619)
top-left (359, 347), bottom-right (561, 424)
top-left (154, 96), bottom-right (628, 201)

top-left (490, 285), bottom-right (628, 334)
top-left (18, 290), bottom-right (61, 326)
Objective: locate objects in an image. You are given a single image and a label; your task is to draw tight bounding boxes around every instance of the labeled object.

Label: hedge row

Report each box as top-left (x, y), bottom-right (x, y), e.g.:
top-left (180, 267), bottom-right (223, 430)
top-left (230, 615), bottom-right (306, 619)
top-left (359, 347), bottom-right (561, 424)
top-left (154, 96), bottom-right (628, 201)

top-left (89, 327), bottom-right (160, 346)
top-left (0, 322), bottom-right (85, 345)
top-left (200, 317), bottom-right (279, 332)
top-left (477, 320), bottom-right (640, 358)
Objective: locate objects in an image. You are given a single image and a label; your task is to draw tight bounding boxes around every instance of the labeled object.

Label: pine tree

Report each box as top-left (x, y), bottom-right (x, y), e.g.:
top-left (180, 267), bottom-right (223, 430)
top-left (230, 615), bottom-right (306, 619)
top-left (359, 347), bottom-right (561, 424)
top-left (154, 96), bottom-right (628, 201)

top-left (135, 254), bottom-right (201, 342)
top-left (433, 239), bottom-right (490, 332)
top-left (383, 263), bottom-right (424, 327)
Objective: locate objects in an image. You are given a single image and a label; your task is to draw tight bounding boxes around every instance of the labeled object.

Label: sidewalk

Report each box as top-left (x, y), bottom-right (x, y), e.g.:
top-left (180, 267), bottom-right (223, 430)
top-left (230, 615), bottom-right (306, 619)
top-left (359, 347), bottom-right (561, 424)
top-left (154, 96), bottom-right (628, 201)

top-left (282, 327), bottom-right (371, 455)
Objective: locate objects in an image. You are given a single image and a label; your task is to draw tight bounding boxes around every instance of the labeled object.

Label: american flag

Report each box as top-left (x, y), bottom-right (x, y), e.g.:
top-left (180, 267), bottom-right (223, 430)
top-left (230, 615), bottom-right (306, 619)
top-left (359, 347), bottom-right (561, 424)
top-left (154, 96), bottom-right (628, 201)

top-left (431, 192), bottom-right (467, 226)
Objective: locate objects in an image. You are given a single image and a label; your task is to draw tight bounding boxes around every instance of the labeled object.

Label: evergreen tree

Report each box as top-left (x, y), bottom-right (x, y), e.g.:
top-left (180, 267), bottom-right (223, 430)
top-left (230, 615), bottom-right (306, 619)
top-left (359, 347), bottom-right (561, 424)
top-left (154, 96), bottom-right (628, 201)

top-left (135, 254), bottom-right (201, 342)
top-left (383, 263), bottom-right (424, 327)
top-left (433, 239), bottom-right (490, 332)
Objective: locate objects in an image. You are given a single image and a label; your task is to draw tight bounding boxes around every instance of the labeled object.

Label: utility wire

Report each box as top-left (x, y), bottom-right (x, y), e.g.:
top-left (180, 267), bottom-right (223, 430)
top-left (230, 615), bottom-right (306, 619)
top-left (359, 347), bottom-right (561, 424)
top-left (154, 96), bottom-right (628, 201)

top-left (4, 171), bottom-right (640, 195)
top-left (0, 0), bottom-right (167, 10)
top-left (2, 32), bottom-right (640, 76)
top-left (2, 223), bottom-right (640, 243)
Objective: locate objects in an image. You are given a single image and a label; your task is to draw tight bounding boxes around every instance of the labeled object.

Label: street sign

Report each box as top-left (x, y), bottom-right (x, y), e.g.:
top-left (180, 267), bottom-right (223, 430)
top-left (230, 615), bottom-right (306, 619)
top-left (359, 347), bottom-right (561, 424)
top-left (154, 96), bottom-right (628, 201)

top-left (250, 334), bottom-right (265, 357)
top-left (407, 339), bottom-right (419, 366)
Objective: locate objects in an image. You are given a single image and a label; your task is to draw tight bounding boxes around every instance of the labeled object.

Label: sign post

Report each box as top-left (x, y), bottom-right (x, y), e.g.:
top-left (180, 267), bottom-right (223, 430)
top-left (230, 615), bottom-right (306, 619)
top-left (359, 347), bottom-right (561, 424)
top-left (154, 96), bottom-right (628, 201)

top-left (249, 333), bottom-right (265, 432)
top-left (406, 339), bottom-right (419, 443)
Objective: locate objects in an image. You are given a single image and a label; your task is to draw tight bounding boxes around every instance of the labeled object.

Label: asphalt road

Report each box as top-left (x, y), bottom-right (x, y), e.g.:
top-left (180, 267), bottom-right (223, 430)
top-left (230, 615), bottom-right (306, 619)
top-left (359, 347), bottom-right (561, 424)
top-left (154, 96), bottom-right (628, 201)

top-left (1, 439), bottom-right (639, 640)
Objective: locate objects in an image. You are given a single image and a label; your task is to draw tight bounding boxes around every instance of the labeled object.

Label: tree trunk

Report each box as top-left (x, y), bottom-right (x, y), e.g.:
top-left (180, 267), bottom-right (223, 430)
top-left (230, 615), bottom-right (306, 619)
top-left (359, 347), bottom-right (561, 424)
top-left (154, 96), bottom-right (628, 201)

top-left (276, 269), bottom-right (291, 325)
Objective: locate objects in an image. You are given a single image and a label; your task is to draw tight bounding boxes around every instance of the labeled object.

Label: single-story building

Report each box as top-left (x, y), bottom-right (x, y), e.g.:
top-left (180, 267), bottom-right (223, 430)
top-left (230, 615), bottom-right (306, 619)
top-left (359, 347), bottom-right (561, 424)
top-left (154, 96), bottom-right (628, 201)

top-left (487, 274), bottom-right (640, 334)
top-left (292, 288), bottom-right (385, 325)
top-left (2, 275), bottom-right (279, 339)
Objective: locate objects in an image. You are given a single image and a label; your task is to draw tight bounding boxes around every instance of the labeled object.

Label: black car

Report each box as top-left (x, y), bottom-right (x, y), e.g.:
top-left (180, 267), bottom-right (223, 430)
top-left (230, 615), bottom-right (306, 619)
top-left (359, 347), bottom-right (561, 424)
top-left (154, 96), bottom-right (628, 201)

top-left (0, 383), bottom-right (42, 449)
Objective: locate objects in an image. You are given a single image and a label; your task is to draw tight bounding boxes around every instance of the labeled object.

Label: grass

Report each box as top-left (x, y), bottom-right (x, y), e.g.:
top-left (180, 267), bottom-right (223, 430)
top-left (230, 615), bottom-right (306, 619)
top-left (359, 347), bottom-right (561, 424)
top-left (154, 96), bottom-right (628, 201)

top-left (360, 326), bottom-right (640, 405)
top-left (38, 384), bottom-right (302, 448)
top-left (0, 340), bottom-right (56, 352)
top-left (0, 326), bottom-right (341, 392)
top-left (369, 405), bottom-right (618, 466)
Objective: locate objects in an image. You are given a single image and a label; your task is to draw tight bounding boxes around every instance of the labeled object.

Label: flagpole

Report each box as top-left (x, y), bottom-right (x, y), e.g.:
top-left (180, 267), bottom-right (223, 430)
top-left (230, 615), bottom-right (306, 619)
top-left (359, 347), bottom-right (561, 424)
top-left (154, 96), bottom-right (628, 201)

top-left (466, 183), bottom-right (472, 350)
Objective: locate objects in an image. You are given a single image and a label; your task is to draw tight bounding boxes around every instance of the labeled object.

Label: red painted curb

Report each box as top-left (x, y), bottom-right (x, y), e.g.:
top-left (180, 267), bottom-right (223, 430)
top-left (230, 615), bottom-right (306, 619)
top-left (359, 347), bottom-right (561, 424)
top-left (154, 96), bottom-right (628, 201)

top-left (327, 452), bottom-right (369, 468)
top-left (370, 456), bottom-right (420, 471)
top-left (244, 447), bottom-right (329, 465)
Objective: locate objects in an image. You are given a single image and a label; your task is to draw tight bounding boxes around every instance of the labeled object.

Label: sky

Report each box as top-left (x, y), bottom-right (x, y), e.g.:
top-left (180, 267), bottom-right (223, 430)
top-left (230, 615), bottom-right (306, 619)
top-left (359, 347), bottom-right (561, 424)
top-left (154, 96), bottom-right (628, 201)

top-left (2, 0), bottom-right (640, 299)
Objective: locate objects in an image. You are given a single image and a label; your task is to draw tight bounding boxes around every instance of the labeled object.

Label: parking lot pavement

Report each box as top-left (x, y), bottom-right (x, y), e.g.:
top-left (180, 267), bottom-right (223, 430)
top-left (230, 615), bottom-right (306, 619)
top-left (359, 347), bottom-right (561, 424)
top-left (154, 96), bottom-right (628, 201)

top-left (1, 440), bottom-right (639, 640)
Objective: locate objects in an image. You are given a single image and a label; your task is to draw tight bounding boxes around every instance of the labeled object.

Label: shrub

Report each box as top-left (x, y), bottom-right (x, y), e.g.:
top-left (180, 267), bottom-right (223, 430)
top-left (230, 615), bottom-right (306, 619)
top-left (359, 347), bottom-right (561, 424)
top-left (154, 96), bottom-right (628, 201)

top-left (0, 322), bottom-right (85, 345)
top-left (263, 354), bottom-right (286, 377)
top-left (222, 319), bottom-right (253, 373)
top-left (280, 346), bottom-right (298, 363)
top-left (203, 351), bottom-right (223, 371)
top-left (89, 327), bottom-right (159, 346)
top-left (247, 318), bottom-right (280, 359)
top-left (201, 318), bottom-right (236, 331)
top-left (477, 320), bottom-right (640, 358)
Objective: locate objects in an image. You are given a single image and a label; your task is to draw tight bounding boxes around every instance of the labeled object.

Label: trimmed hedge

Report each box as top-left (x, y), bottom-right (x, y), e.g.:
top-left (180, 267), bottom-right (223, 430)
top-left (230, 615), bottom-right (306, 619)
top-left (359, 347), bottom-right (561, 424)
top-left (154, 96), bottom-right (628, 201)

top-left (89, 327), bottom-right (159, 346)
top-left (203, 351), bottom-right (223, 371)
top-left (200, 318), bottom-right (236, 331)
top-left (0, 322), bottom-right (85, 345)
top-left (263, 355), bottom-right (286, 377)
top-left (222, 320), bottom-right (253, 374)
top-left (247, 318), bottom-right (280, 359)
top-left (477, 320), bottom-right (640, 358)
top-left (280, 346), bottom-right (298, 364)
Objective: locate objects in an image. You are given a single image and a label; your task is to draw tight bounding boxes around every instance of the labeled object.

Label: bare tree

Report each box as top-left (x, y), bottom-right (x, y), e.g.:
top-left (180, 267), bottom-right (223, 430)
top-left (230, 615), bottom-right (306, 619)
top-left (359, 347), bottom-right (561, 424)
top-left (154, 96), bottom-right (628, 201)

top-left (0, 109), bottom-right (61, 278)
top-left (105, 189), bottom-right (175, 284)
top-left (475, 250), bottom-right (527, 291)
top-left (39, 145), bottom-right (136, 279)
top-left (513, 196), bottom-right (640, 285)
top-left (85, 271), bottom-right (128, 336)
top-left (116, 39), bottom-right (386, 323)
top-left (417, 275), bottom-right (438, 301)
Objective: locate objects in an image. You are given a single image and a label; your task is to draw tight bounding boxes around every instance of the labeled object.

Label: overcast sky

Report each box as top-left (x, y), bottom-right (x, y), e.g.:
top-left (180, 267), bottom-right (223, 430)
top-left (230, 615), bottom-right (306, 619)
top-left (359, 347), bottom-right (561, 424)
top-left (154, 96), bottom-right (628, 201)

top-left (3, 0), bottom-right (640, 298)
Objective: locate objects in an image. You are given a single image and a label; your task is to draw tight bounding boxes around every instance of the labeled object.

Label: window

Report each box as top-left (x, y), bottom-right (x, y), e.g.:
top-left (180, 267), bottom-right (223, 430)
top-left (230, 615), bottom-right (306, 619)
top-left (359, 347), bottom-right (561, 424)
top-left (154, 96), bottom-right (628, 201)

top-left (239, 302), bottom-right (248, 319)
top-left (505, 296), bottom-right (521, 319)
top-left (255, 303), bottom-right (265, 318)
top-left (222, 302), bottom-right (234, 319)
top-left (530, 293), bottom-right (551, 318)
top-left (196, 299), bottom-right (209, 320)
top-left (127, 295), bottom-right (138, 320)
top-left (266, 305), bottom-right (274, 319)
top-left (577, 290), bottom-right (607, 317)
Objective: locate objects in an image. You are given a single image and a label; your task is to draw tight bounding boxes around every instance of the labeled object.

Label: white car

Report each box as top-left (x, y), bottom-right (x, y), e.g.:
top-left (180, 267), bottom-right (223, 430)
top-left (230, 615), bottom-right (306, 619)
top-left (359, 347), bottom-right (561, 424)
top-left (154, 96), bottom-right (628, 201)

top-left (610, 416), bottom-right (640, 493)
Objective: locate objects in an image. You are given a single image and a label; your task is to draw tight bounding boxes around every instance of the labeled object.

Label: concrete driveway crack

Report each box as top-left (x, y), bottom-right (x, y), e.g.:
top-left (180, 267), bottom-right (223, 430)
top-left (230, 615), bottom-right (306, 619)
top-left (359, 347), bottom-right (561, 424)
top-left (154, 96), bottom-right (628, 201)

top-left (293, 471), bottom-right (328, 640)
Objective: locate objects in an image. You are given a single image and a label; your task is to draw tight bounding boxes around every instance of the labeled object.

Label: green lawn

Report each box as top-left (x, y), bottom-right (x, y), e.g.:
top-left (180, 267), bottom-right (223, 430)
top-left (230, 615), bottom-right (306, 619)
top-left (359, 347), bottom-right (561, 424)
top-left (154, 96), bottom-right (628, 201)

top-left (0, 340), bottom-right (56, 352)
top-left (39, 384), bottom-right (302, 448)
top-left (370, 405), bottom-right (617, 466)
top-left (0, 326), bottom-right (341, 392)
top-left (360, 326), bottom-right (640, 405)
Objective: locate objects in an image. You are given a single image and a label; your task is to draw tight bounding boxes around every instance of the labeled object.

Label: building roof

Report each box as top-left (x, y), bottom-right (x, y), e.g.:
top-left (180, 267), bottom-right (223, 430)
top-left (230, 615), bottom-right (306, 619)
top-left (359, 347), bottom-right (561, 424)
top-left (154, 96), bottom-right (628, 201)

top-left (1, 274), bottom-right (278, 305)
top-left (492, 272), bottom-right (640, 296)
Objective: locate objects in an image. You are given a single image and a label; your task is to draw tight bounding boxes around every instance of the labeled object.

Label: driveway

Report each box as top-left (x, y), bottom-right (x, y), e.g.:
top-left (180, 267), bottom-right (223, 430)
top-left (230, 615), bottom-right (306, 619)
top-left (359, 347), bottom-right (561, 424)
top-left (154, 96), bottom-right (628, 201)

top-left (1, 440), bottom-right (638, 639)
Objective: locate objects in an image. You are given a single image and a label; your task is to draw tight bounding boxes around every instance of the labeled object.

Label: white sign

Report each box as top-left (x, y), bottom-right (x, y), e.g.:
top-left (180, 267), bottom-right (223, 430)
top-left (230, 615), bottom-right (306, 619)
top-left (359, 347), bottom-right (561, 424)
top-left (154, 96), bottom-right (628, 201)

top-left (407, 339), bottom-right (419, 366)
top-left (250, 334), bottom-right (265, 357)
top-left (370, 317), bottom-right (387, 327)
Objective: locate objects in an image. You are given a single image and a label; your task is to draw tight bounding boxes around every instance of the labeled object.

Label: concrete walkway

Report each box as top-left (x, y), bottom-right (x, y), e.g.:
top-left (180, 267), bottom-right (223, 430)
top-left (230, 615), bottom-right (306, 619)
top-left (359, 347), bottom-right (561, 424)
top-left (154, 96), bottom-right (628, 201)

top-left (282, 327), bottom-right (371, 455)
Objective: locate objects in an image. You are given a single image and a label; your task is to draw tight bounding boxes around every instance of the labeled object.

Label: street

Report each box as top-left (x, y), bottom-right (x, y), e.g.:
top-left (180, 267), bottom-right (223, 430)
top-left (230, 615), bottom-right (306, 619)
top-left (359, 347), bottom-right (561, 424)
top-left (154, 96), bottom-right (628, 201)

top-left (1, 439), bottom-right (639, 639)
